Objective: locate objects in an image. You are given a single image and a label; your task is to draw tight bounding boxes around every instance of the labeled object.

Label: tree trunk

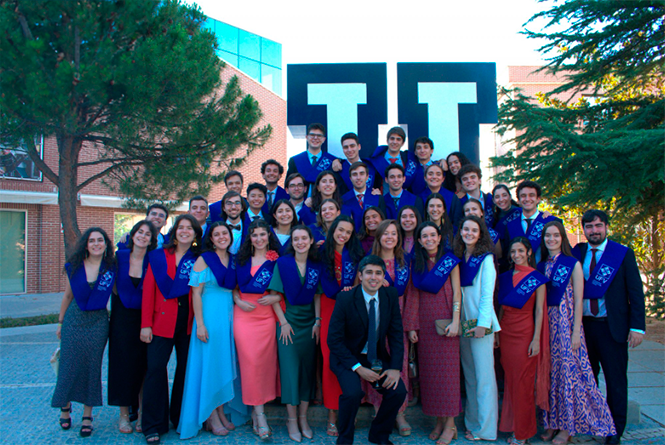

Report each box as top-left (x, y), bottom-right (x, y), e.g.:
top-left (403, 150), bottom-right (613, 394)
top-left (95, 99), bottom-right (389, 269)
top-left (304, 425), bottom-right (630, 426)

top-left (57, 133), bottom-right (81, 259)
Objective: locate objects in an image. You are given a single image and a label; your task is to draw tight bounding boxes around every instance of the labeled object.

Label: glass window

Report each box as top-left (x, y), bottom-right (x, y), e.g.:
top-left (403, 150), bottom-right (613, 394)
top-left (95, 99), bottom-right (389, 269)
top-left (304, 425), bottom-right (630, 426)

top-left (214, 21), bottom-right (239, 54)
top-left (261, 38), bottom-right (282, 68)
top-left (0, 210), bottom-right (26, 294)
top-left (238, 57), bottom-right (261, 81)
top-left (238, 29), bottom-right (261, 62)
top-left (261, 64), bottom-right (282, 96)
top-left (201, 19), bottom-right (215, 35)
top-left (217, 50), bottom-right (239, 67)
top-left (1, 135), bottom-right (43, 180)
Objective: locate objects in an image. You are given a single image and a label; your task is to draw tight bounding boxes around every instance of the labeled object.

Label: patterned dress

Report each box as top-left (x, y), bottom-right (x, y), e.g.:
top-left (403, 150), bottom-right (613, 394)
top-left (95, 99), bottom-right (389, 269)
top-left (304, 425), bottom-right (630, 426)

top-left (541, 255), bottom-right (616, 436)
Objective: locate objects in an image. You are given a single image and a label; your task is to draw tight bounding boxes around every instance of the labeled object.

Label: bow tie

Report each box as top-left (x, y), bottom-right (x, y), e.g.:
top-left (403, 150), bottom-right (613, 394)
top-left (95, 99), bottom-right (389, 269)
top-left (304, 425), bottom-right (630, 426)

top-left (228, 224), bottom-right (241, 231)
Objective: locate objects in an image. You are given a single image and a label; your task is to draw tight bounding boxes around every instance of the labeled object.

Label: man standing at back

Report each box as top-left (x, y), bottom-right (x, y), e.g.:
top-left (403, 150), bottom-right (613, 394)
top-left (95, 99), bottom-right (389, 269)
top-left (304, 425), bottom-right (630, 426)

top-left (572, 209), bottom-right (645, 445)
top-left (332, 132), bottom-right (382, 194)
top-left (286, 123), bottom-right (337, 193)
top-left (327, 255), bottom-right (407, 445)
top-left (261, 159), bottom-right (289, 215)
top-left (368, 126), bottom-right (409, 192)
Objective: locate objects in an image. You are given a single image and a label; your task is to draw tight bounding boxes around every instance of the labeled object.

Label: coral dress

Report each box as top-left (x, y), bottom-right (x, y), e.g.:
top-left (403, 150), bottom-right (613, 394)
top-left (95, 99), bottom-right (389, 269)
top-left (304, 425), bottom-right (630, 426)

top-left (403, 259), bottom-right (460, 417)
top-left (541, 254), bottom-right (616, 436)
top-left (233, 265), bottom-right (280, 406)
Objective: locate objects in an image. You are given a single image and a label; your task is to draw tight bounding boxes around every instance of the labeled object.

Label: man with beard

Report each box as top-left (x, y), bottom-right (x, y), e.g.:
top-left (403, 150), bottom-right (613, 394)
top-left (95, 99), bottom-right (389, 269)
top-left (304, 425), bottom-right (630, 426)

top-left (261, 159), bottom-right (289, 215)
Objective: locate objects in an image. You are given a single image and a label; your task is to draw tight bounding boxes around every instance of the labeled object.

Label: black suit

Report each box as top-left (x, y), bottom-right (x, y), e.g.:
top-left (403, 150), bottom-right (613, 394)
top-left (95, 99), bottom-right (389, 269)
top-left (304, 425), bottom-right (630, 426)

top-left (578, 243), bottom-right (645, 439)
top-left (327, 285), bottom-right (407, 445)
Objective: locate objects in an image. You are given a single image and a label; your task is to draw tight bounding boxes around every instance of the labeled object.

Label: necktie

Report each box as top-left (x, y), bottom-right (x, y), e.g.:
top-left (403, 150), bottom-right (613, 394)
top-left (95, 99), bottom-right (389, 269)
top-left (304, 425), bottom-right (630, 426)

top-left (389, 157), bottom-right (398, 164)
top-left (525, 217), bottom-right (532, 235)
top-left (590, 248), bottom-right (599, 315)
top-left (392, 196), bottom-right (400, 209)
top-left (367, 298), bottom-right (377, 363)
top-left (268, 191), bottom-right (274, 207)
top-left (311, 155), bottom-right (318, 166)
top-left (252, 215), bottom-right (259, 221)
top-left (357, 193), bottom-right (364, 208)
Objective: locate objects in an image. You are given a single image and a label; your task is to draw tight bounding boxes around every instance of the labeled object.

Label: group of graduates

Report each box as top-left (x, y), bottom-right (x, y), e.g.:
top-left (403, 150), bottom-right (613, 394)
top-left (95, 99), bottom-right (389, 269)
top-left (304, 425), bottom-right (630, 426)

top-left (52, 124), bottom-right (645, 445)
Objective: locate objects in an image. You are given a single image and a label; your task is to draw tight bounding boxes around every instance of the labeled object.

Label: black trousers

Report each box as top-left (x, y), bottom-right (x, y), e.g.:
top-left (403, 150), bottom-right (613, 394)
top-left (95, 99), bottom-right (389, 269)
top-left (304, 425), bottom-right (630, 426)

top-left (142, 301), bottom-right (190, 437)
top-left (583, 317), bottom-right (628, 438)
top-left (335, 367), bottom-right (407, 445)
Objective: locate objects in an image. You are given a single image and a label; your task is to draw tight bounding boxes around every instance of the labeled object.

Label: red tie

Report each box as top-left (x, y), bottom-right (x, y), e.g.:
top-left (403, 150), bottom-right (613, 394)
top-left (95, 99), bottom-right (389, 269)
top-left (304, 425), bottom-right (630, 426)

top-left (389, 157), bottom-right (398, 164)
top-left (590, 248), bottom-right (599, 315)
top-left (357, 193), bottom-right (364, 208)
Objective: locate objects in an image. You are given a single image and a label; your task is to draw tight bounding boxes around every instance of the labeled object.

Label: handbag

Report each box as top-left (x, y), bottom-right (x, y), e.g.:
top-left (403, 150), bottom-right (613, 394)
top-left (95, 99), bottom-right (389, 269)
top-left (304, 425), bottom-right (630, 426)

top-left (50, 346), bottom-right (60, 376)
top-left (435, 319), bottom-right (461, 336)
top-left (460, 318), bottom-right (493, 338)
top-left (407, 343), bottom-right (417, 379)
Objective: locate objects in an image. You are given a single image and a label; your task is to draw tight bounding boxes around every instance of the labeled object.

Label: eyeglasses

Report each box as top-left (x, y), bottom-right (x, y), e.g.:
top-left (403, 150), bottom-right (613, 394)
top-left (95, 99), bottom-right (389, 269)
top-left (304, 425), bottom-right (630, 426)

top-left (225, 201), bottom-right (242, 207)
top-left (288, 183), bottom-right (305, 189)
top-left (307, 133), bottom-right (325, 139)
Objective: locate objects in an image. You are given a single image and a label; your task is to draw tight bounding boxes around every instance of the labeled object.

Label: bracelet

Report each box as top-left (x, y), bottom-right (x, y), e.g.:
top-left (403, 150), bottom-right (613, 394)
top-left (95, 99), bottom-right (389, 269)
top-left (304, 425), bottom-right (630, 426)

top-left (453, 302), bottom-right (461, 312)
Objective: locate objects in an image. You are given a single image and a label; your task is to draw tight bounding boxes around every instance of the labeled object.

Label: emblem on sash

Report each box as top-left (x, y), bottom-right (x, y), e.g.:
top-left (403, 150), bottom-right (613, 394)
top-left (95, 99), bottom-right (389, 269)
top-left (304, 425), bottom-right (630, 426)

top-left (505, 211), bottom-right (519, 223)
top-left (518, 276), bottom-right (540, 295)
top-left (595, 264), bottom-right (615, 285)
top-left (396, 264), bottom-right (409, 283)
top-left (405, 160), bottom-right (416, 176)
top-left (254, 269), bottom-right (272, 287)
top-left (306, 268), bottom-right (320, 288)
top-left (178, 259), bottom-right (195, 279)
top-left (553, 265), bottom-right (570, 284)
top-left (469, 256), bottom-right (482, 267)
top-left (317, 158), bottom-right (332, 171)
top-left (434, 257), bottom-right (455, 277)
top-left (98, 271), bottom-right (114, 290)
top-left (343, 262), bottom-right (355, 280)
top-left (530, 221), bottom-right (545, 237)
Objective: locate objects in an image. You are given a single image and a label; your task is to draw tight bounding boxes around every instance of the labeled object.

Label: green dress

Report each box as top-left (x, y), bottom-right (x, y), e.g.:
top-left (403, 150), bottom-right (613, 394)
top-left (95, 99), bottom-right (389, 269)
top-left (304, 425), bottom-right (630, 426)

top-left (268, 264), bottom-right (319, 405)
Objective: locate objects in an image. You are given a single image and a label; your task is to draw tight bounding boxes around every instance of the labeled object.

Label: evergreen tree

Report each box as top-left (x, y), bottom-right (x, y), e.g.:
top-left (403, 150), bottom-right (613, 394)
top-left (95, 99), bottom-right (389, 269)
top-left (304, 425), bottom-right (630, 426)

top-left (492, 0), bottom-right (664, 317)
top-left (0, 0), bottom-right (271, 256)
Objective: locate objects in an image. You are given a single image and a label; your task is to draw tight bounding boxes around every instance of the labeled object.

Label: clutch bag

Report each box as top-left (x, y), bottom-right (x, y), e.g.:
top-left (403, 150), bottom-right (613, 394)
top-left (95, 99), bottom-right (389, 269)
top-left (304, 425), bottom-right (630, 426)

top-left (461, 319), bottom-right (492, 338)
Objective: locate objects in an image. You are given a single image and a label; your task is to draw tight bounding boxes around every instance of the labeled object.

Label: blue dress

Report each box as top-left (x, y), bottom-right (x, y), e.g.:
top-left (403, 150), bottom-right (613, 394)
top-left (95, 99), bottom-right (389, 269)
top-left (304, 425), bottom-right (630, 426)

top-left (178, 268), bottom-right (249, 439)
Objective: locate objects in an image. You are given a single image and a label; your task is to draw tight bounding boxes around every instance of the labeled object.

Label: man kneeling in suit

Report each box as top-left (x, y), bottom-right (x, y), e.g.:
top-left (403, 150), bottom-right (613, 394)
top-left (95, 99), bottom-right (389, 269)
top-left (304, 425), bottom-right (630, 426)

top-left (327, 255), bottom-right (407, 445)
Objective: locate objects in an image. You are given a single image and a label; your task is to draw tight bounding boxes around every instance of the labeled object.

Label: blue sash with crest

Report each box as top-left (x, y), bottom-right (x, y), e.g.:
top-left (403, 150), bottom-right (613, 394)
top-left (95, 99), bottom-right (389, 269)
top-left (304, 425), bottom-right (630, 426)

top-left (320, 248), bottom-right (357, 299)
top-left (460, 253), bottom-right (491, 287)
top-left (116, 249), bottom-right (148, 309)
top-left (66, 262), bottom-right (116, 311)
top-left (385, 257), bottom-right (411, 296)
top-left (505, 212), bottom-right (558, 251)
top-left (297, 205), bottom-right (317, 226)
top-left (277, 256), bottom-right (322, 305)
top-left (237, 258), bottom-right (277, 294)
top-left (201, 251), bottom-right (237, 290)
top-left (537, 254), bottom-right (578, 306)
top-left (411, 251), bottom-right (461, 294)
top-left (572, 241), bottom-right (628, 299)
top-left (498, 269), bottom-right (549, 309)
top-left (148, 248), bottom-right (197, 299)
top-left (293, 151), bottom-right (336, 184)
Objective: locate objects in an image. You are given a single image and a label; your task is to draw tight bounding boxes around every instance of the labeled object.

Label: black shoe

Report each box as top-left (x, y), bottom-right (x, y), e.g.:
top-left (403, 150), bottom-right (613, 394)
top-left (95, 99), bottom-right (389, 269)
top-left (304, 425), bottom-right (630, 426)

top-left (368, 438), bottom-right (394, 445)
top-left (606, 435), bottom-right (621, 444)
top-left (80, 416), bottom-right (93, 437)
top-left (59, 404), bottom-right (72, 430)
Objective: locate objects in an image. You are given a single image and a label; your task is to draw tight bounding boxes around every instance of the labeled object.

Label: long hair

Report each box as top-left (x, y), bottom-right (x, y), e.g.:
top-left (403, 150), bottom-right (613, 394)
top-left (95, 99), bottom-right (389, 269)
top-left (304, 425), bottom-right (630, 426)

top-left (284, 225), bottom-right (319, 262)
top-left (413, 221), bottom-right (446, 273)
top-left (315, 198), bottom-right (341, 231)
top-left (452, 215), bottom-right (495, 258)
top-left (311, 171), bottom-right (342, 211)
top-left (202, 221), bottom-right (233, 254)
top-left (507, 236), bottom-right (537, 268)
top-left (539, 221), bottom-right (573, 263)
top-left (491, 184), bottom-right (520, 221)
top-left (443, 151), bottom-right (471, 192)
top-left (358, 206), bottom-right (386, 241)
top-left (322, 215), bottom-right (364, 278)
top-left (270, 199), bottom-right (297, 230)
top-left (424, 193), bottom-right (454, 246)
top-left (371, 219), bottom-right (405, 268)
top-left (126, 220), bottom-right (158, 252)
top-left (163, 214), bottom-right (203, 254)
top-left (64, 227), bottom-right (115, 274)
top-left (237, 219), bottom-right (281, 266)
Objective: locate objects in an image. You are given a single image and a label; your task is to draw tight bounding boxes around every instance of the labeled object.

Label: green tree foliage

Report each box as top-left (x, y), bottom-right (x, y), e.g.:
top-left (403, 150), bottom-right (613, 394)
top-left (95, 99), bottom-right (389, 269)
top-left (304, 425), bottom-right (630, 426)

top-left (492, 0), bottom-right (664, 318)
top-left (0, 0), bottom-right (271, 256)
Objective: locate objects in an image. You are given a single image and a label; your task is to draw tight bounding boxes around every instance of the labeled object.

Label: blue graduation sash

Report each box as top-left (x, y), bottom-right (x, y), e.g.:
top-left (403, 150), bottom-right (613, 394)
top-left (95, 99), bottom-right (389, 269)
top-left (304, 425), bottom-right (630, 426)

top-left (459, 192), bottom-right (495, 227)
top-left (297, 205), bottom-right (317, 226)
top-left (402, 154), bottom-right (421, 192)
top-left (459, 253), bottom-right (491, 287)
top-left (488, 227), bottom-right (500, 245)
top-left (201, 251), bottom-right (237, 290)
top-left (498, 269), bottom-right (549, 309)
top-left (237, 258), bottom-right (277, 294)
top-left (309, 224), bottom-right (327, 243)
top-left (320, 248), bottom-right (357, 300)
top-left (419, 187), bottom-right (457, 218)
top-left (277, 256), bottom-right (322, 305)
top-left (572, 241), bottom-right (628, 299)
top-left (342, 190), bottom-right (381, 231)
top-left (494, 206), bottom-right (521, 233)
top-left (385, 257), bottom-right (411, 296)
top-left (411, 251), bottom-right (461, 294)
top-left (115, 249), bottom-right (148, 309)
top-left (384, 191), bottom-right (418, 220)
top-left (340, 159), bottom-right (378, 192)
top-left (537, 254), bottom-right (578, 306)
top-left (148, 248), bottom-right (197, 299)
top-left (505, 212), bottom-right (559, 251)
top-left (65, 262), bottom-right (116, 311)
top-left (272, 228), bottom-right (292, 255)
top-left (293, 151), bottom-right (337, 184)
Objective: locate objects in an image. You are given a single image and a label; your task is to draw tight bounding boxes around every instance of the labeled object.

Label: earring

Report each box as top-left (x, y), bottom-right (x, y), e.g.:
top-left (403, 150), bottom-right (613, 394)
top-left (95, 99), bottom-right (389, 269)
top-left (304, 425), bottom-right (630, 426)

top-left (173, 238), bottom-right (178, 246)
top-left (192, 240), bottom-right (198, 247)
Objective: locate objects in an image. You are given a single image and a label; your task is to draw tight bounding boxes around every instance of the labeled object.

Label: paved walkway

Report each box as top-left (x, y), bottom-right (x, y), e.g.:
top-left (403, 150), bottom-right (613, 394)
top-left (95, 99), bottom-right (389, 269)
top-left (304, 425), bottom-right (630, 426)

top-left (0, 294), bottom-right (665, 445)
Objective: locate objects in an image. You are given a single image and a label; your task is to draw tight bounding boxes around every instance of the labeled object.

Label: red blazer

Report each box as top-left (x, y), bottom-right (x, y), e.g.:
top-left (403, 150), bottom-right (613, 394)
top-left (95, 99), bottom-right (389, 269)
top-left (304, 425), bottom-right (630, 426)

top-left (141, 249), bottom-right (194, 338)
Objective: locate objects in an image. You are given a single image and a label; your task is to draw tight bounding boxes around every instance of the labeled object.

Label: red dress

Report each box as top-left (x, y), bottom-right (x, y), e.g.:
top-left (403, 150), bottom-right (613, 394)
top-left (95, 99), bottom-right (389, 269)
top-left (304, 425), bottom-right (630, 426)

top-left (403, 259), bottom-right (460, 417)
top-left (320, 251), bottom-right (343, 410)
top-left (499, 264), bottom-right (549, 440)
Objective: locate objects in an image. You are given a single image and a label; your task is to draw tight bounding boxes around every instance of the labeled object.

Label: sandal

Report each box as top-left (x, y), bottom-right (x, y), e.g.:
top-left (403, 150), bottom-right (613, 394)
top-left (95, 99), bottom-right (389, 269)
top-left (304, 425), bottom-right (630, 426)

top-left (59, 404), bottom-right (72, 430)
top-left (508, 434), bottom-right (526, 445)
top-left (430, 423), bottom-right (444, 441)
top-left (465, 430), bottom-right (481, 441)
top-left (145, 432), bottom-right (160, 444)
top-left (119, 413), bottom-right (133, 434)
top-left (437, 426), bottom-right (457, 445)
top-left (135, 410), bottom-right (143, 433)
top-left (203, 420), bottom-right (229, 436)
top-left (80, 416), bottom-right (93, 438)
top-left (396, 414), bottom-right (412, 436)
top-left (326, 422), bottom-right (339, 437)
top-left (256, 412), bottom-right (271, 440)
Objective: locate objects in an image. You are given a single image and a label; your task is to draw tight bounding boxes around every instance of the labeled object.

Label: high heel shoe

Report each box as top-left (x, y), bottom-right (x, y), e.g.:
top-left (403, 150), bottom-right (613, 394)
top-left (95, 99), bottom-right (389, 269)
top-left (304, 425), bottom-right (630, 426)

top-left (256, 412), bottom-right (272, 440)
top-left (119, 413), bottom-right (133, 434)
top-left (436, 426), bottom-right (457, 445)
top-left (80, 416), bottom-right (93, 438)
top-left (396, 413), bottom-right (412, 436)
top-left (287, 418), bottom-right (302, 442)
top-left (298, 415), bottom-right (313, 439)
top-left (59, 404), bottom-right (72, 430)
